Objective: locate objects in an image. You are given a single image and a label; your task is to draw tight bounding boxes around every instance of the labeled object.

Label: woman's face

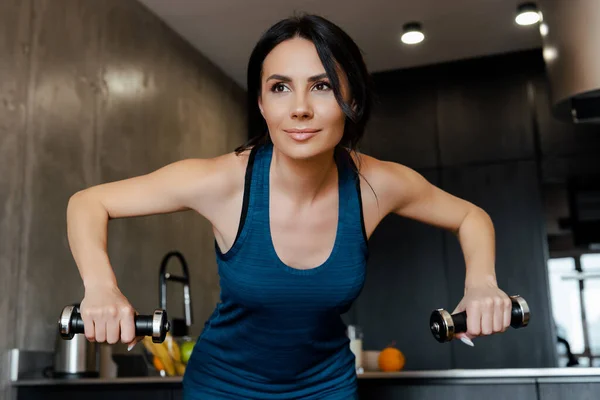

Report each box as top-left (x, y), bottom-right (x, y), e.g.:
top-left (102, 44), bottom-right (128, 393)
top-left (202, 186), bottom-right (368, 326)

top-left (258, 37), bottom-right (351, 160)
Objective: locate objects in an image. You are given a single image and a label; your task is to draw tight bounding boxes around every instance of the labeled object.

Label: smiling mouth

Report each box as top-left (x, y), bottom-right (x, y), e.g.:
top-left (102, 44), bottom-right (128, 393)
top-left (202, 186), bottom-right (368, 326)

top-left (283, 128), bottom-right (321, 141)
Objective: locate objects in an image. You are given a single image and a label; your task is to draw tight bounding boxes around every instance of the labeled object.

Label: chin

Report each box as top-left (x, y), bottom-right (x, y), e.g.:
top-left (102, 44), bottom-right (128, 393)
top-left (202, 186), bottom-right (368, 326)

top-left (271, 132), bottom-right (339, 160)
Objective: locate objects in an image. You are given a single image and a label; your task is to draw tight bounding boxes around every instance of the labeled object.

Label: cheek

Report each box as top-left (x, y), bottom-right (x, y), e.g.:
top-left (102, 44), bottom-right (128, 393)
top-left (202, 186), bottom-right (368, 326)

top-left (261, 98), bottom-right (288, 126)
top-left (320, 101), bottom-right (346, 129)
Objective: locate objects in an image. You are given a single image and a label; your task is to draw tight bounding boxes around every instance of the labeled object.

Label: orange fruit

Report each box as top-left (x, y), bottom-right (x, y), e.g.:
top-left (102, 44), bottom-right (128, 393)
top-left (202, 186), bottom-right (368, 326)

top-left (153, 356), bottom-right (165, 372)
top-left (378, 341), bottom-right (405, 372)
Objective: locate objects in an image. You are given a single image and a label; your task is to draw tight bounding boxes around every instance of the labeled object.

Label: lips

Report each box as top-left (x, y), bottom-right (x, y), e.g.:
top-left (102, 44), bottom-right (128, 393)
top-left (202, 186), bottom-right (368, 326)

top-left (283, 128), bottom-right (321, 141)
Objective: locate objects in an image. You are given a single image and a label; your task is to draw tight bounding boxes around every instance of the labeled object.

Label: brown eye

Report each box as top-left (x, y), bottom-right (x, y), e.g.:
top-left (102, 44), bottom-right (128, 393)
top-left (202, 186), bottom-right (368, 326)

top-left (313, 82), bottom-right (331, 91)
top-left (271, 83), bottom-right (289, 93)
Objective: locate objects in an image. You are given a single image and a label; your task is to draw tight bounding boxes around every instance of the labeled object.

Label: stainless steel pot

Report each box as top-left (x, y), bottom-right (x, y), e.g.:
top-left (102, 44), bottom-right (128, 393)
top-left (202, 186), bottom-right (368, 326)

top-left (47, 304), bottom-right (99, 379)
top-left (52, 330), bottom-right (99, 378)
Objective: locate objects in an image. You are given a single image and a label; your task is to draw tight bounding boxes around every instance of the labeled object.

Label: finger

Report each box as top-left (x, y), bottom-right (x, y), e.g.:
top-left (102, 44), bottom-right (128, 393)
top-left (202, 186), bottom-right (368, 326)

top-left (95, 318), bottom-right (107, 343)
top-left (481, 298), bottom-right (494, 335)
top-left (466, 302), bottom-right (482, 338)
top-left (127, 336), bottom-right (144, 352)
top-left (104, 305), bottom-right (119, 344)
top-left (502, 296), bottom-right (512, 332)
top-left (493, 297), bottom-right (505, 333)
top-left (455, 332), bottom-right (474, 341)
top-left (106, 319), bottom-right (120, 345)
top-left (451, 301), bottom-right (468, 337)
top-left (454, 300), bottom-right (475, 344)
top-left (82, 310), bottom-right (96, 342)
top-left (120, 306), bottom-right (136, 344)
top-left (455, 332), bottom-right (475, 346)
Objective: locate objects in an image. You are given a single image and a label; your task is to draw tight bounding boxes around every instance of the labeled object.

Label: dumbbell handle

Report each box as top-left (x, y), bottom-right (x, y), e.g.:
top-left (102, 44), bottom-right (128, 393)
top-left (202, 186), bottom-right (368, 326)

top-left (430, 295), bottom-right (530, 343)
top-left (452, 301), bottom-right (527, 334)
top-left (59, 305), bottom-right (170, 343)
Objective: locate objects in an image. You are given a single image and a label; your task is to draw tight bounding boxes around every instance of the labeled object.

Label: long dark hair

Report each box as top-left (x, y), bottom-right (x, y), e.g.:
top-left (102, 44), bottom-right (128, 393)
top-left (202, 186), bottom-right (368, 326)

top-left (235, 13), bottom-right (373, 157)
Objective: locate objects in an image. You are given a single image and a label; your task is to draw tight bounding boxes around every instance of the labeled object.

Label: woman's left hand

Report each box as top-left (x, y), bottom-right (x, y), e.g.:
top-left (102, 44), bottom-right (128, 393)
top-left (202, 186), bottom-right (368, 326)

top-left (452, 281), bottom-right (512, 346)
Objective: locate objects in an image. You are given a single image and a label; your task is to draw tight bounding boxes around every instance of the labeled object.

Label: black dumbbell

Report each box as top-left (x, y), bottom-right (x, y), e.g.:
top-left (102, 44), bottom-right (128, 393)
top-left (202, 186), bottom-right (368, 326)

top-left (58, 304), bottom-right (171, 343)
top-left (429, 295), bottom-right (530, 343)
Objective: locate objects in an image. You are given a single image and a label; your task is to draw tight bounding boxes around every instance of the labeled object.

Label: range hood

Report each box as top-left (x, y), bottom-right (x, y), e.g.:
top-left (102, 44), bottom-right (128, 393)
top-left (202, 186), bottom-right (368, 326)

top-left (539, 0), bottom-right (600, 123)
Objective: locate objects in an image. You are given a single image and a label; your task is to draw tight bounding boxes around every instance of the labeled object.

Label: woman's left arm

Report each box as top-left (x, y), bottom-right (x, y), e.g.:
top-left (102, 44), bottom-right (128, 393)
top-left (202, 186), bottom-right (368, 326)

top-left (369, 159), bottom-right (512, 345)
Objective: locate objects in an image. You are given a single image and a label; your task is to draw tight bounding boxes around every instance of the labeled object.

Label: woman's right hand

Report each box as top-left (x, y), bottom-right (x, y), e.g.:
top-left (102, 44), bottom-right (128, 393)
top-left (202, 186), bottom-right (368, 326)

top-left (79, 284), bottom-right (139, 350)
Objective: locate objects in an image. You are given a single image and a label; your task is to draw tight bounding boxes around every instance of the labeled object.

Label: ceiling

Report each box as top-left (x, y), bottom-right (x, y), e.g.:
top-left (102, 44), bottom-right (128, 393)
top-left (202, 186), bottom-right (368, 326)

top-left (137, 0), bottom-right (543, 89)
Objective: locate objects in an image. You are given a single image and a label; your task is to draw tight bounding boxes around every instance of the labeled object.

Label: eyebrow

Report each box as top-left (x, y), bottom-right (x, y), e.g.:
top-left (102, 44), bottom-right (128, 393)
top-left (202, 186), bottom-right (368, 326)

top-left (266, 73), bottom-right (328, 83)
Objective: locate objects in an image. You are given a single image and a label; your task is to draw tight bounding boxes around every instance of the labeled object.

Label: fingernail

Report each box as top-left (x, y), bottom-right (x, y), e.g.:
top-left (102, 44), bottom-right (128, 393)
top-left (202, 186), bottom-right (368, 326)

top-left (460, 337), bottom-right (475, 347)
top-left (127, 343), bottom-right (136, 352)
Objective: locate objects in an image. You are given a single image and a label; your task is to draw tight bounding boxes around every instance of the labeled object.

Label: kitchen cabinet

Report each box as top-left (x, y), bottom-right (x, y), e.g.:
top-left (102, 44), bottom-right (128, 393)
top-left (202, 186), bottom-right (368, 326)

top-left (354, 170), bottom-right (453, 371)
top-left (13, 369), bottom-right (600, 400)
top-left (538, 381), bottom-right (600, 400)
top-left (436, 71), bottom-right (535, 167)
top-left (541, 155), bottom-right (600, 184)
top-left (17, 385), bottom-right (174, 400)
top-left (362, 70), bottom-right (439, 170)
top-left (358, 380), bottom-right (537, 400)
top-left (442, 160), bottom-right (557, 368)
top-left (172, 390), bottom-right (183, 400)
top-left (13, 383), bottom-right (543, 400)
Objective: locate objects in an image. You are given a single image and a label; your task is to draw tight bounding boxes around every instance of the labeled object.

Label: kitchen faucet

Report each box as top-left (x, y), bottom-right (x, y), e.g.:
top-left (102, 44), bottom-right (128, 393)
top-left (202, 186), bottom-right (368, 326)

top-left (159, 251), bottom-right (193, 337)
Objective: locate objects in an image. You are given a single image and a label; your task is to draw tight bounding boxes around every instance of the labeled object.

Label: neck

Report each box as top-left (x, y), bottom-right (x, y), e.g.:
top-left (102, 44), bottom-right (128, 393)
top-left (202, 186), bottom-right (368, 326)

top-left (271, 147), bottom-right (338, 205)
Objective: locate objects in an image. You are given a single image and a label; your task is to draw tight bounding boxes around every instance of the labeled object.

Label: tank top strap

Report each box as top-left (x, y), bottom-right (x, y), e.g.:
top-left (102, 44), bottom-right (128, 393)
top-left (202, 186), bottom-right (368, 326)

top-left (334, 147), bottom-right (354, 201)
top-left (334, 147), bottom-right (368, 248)
top-left (215, 144), bottom-right (266, 261)
top-left (251, 142), bottom-right (273, 229)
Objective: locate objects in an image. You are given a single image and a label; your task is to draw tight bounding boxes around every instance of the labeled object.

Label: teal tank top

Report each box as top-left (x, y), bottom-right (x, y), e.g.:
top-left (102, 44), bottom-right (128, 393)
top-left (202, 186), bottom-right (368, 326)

top-left (182, 142), bottom-right (368, 399)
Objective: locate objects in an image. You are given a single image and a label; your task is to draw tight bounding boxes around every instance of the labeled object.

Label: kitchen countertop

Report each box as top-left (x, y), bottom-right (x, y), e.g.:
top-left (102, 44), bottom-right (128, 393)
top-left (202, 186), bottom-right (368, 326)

top-left (8, 348), bottom-right (600, 387)
top-left (359, 367), bottom-right (600, 381)
top-left (11, 368), bottom-right (600, 386)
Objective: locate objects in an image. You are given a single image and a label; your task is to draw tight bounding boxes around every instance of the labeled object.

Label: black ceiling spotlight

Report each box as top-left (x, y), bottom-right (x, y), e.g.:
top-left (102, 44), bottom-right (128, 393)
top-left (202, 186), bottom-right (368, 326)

top-left (516, 2), bottom-right (541, 26)
top-left (401, 22), bottom-right (424, 45)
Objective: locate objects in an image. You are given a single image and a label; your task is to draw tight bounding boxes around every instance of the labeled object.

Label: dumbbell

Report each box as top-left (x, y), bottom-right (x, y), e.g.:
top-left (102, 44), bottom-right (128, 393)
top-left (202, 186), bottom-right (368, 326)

top-left (430, 295), bottom-right (530, 343)
top-left (58, 304), bottom-right (171, 343)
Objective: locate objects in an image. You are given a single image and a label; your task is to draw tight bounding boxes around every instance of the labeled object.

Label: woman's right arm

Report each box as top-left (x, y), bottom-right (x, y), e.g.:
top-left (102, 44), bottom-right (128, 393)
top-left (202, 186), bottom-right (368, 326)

top-left (66, 155), bottom-right (238, 349)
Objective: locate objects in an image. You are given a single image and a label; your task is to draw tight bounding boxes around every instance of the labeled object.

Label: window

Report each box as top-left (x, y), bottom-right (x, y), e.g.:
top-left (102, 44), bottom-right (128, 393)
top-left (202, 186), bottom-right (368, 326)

top-left (548, 253), bottom-right (600, 367)
top-left (581, 254), bottom-right (600, 357)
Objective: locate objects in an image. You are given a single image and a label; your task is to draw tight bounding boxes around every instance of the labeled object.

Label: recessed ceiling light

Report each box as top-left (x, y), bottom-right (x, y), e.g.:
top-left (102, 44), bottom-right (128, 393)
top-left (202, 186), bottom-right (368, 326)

top-left (543, 46), bottom-right (558, 62)
top-left (516, 2), bottom-right (541, 26)
top-left (401, 22), bottom-right (424, 45)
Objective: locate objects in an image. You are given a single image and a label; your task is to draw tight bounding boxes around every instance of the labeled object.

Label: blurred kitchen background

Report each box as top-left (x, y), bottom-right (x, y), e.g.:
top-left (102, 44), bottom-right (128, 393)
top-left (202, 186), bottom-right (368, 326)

top-left (1, 0), bottom-right (600, 398)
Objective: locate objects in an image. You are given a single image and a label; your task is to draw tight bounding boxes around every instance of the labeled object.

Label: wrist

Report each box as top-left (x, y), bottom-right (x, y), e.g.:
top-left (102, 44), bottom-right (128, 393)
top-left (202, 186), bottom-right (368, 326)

top-left (84, 277), bottom-right (118, 291)
top-left (465, 273), bottom-right (497, 290)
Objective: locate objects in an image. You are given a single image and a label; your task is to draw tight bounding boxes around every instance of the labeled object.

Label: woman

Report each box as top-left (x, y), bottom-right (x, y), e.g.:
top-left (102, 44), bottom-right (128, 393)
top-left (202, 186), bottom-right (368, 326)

top-left (67, 14), bottom-right (513, 399)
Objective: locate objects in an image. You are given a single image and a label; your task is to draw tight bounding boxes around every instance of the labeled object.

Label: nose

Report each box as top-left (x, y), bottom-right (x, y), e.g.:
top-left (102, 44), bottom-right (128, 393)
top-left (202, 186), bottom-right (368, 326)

top-left (290, 92), bottom-right (313, 120)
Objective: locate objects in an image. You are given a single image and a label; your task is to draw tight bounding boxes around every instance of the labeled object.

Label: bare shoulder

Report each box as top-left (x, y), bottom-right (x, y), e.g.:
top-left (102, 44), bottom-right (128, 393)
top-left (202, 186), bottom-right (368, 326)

top-left (350, 152), bottom-right (429, 202)
top-left (350, 152), bottom-right (424, 187)
top-left (349, 150), bottom-right (475, 235)
top-left (182, 148), bottom-right (252, 213)
top-left (149, 150), bottom-right (247, 201)
top-left (347, 151), bottom-right (434, 234)
top-left (189, 148), bottom-right (251, 190)
top-left (77, 147), bottom-right (253, 221)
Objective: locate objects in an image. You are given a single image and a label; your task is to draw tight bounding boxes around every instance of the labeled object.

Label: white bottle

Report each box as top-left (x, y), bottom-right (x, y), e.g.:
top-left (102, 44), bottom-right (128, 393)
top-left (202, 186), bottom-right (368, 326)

top-left (347, 325), bottom-right (363, 373)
